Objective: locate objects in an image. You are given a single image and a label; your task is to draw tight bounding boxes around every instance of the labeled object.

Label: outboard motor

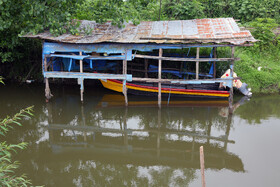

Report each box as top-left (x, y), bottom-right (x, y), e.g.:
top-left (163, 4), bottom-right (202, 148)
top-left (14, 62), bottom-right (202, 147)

top-left (238, 83), bottom-right (252, 97)
top-left (220, 69), bottom-right (252, 97)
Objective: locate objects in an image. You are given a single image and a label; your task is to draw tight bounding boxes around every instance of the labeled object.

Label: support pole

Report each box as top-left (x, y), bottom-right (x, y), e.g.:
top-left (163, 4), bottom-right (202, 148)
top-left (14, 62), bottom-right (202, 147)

top-left (158, 48), bottom-right (163, 107)
top-left (213, 47), bottom-right (217, 78)
top-left (196, 47), bottom-right (200, 80)
top-left (200, 146), bottom-right (206, 187)
top-left (145, 58), bottom-right (148, 78)
top-left (79, 51), bottom-right (84, 102)
top-left (229, 47), bottom-right (235, 112)
top-left (123, 51), bottom-right (128, 106)
top-left (44, 56), bottom-right (53, 102)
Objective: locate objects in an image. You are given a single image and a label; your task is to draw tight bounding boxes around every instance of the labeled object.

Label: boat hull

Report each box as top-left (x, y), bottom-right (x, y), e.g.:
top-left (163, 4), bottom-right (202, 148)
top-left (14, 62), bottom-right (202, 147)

top-left (100, 79), bottom-right (230, 99)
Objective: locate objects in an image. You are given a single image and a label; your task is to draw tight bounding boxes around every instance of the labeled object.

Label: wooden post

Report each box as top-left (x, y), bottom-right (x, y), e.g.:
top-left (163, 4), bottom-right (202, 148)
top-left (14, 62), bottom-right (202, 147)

top-left (123, 51), bottom-right (128, 106)
top-left (145, 58), bottom-right (148, 78)
top-left (200, 146), bottom-right (206, 187)
top-left (79, 51), bottom-right (83, 73)
top-left (44, 56), bottom-right (53, 101)
top-left (229, 47), bottom-right (235, 112)
top-left (213, 47), bottom-right (217, 78)
top-left (196, 47), bottom-right (200, 80)
top-left (79, 51), bottom-right (84, 102)
top-left (158, 48), bottom-right (163, 107)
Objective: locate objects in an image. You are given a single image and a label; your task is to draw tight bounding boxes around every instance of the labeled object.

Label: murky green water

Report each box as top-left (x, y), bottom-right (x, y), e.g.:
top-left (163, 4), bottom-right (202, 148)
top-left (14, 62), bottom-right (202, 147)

top-left (0, 83), bottom-right (280, 187)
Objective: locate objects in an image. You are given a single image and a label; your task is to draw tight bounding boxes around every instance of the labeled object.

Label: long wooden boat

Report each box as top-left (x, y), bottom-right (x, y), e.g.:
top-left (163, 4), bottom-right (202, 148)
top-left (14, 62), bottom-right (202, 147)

top-left (100, 79), bottom-right (230, 99)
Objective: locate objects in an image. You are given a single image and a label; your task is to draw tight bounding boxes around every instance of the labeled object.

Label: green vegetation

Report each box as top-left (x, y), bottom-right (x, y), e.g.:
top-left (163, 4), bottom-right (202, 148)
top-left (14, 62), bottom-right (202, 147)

top-left (0, 106), bottom-right (33, 186)
top-left (235, 18), bottom-right (280, 93)
top-left (0, 0), bottom-right (280, 93)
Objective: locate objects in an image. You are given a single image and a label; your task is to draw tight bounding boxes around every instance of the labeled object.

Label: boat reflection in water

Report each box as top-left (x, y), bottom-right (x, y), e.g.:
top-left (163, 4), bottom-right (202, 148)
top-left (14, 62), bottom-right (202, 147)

top-left (40, 93), bottom-right (250, 186)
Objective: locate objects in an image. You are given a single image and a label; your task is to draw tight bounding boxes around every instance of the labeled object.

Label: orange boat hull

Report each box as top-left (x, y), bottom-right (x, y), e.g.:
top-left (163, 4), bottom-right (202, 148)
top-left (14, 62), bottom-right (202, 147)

top-left (100, 79), bottom-right (230, 99)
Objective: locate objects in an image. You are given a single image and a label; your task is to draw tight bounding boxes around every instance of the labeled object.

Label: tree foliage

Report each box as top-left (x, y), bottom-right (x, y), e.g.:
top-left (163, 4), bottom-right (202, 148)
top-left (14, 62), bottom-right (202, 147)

top-left (1, 0), bottom-right (280, 84)
top-left (0, 106), bottom-right (33, 186)
top-left (0, 0), bottom-right (81, 63)
top-left (247, 18), bottom-right (279, 50)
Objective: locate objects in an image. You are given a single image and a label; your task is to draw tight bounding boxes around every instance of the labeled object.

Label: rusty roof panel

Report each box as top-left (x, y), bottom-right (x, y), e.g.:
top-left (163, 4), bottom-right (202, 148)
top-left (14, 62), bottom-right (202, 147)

top-left (182, 20), bottom-right (198, 36)
top-left (167, 21), bottom-right (182, 36)
top-left (25, 18), bottom-right (257, 45)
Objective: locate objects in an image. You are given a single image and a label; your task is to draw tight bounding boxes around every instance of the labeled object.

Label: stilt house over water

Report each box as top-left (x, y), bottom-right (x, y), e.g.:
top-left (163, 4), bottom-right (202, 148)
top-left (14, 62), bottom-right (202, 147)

top-left (25, 18), bottom-right (256, 107)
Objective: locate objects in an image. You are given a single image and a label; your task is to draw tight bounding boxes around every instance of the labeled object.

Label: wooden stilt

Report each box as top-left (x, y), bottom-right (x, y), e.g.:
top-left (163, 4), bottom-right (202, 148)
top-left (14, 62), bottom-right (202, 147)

top-left (145, 58), bottom-right (148, 78)
top-left (213, 47), bottom-right (217, 78)
top-left (44, 56), bottom-right (53, 101)
top-left (79, 51), bottom-right (83, 73)
top-left (80, 89), bottom-right (84, 102)
top-left (158, 48), bottom-right (163, 107)
top-left (45, 78), bottom-right (53, 100)
top-left (79, 51), bottom-right (84, 102)
top-left (196, 47), bottom-right (200, 80)
top-left (229, 47), bottom-right (235, 112)
top-left (200, 146), bottom-right (206, 187)
top-left (123, 51), bottom-right (128, 106)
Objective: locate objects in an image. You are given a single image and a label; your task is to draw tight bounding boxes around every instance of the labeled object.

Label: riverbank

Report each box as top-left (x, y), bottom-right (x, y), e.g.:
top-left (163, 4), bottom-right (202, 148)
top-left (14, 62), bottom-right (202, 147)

top-left (235, 47), bottom-right (280, 94)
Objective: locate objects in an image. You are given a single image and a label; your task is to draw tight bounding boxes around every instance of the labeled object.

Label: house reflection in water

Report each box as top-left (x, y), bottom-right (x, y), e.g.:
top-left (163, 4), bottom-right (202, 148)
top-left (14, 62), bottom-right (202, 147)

top-left (44, 94), bottom-right (248, 186)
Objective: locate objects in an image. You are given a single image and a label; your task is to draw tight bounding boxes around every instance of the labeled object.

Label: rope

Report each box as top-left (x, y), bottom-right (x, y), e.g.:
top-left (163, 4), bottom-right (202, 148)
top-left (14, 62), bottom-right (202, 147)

top-left (167, 85), bottom-right (172, 105)
top-left (132, 50), bottom-right (137, 59)
top-left (186, 47), bottom-right (191, 57)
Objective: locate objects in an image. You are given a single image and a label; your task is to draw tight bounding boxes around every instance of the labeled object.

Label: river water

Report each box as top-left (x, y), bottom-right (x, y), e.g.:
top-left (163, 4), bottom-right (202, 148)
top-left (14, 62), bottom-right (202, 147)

top-left (0, 83), bottom-right (280, 187)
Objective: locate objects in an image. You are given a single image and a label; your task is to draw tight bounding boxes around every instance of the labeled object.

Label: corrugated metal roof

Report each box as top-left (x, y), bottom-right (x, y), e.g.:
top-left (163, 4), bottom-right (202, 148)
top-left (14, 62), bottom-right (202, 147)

top-left (25, 18), bottom-right (257, 45)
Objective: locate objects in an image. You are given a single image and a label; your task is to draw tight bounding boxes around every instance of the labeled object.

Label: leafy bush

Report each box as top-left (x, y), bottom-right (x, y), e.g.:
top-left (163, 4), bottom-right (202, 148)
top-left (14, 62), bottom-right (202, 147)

top-left (247, 18), bottom-right (279, 50)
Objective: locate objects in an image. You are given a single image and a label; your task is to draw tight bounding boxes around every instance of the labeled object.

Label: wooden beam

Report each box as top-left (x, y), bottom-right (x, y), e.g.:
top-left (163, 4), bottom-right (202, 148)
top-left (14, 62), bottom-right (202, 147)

top-left (145, 58), bottom-right (148, 78)
top-left (79, 51), bottom-right (83, 73)
top-left (132, 77), bottom-right (239, 84)
top-left (133, 54), bottom-right (239, 62)
top-left (213, 47), bottom-right (217, 78)
top-left (200, 146), bottom-right (206, 187)
top-left (79, 51), bottom-right (84, 102)
top-left (44, 56), bottom-right (52, 101)
top-left (123, 51), bottom-right (128, 106)
top-left (47, 54), bottom-right (125, 60)
top-left (140, 36), bottom-right (253, 41)
top-left (229, 47), bottom-right (235, 112)
top-left (196, 47), bottom-right (200, 80)
top-left (44, 72), bottom-right (132, 81)
top-left (158, 48), bottom-right (163, 107)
